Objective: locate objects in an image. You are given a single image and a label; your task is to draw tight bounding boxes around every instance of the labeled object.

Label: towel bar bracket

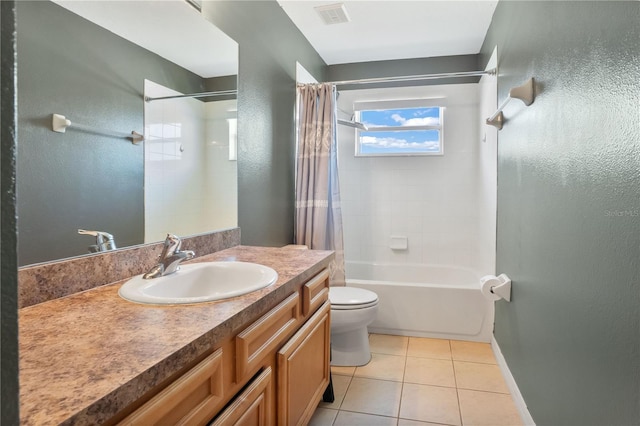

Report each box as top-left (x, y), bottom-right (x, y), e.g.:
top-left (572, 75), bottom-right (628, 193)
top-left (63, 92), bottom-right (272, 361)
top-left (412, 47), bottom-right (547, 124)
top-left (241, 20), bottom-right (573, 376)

top-left (51, 113), bottom-right (144, 144)
top-left (485, 77), bottom-right (534, 131)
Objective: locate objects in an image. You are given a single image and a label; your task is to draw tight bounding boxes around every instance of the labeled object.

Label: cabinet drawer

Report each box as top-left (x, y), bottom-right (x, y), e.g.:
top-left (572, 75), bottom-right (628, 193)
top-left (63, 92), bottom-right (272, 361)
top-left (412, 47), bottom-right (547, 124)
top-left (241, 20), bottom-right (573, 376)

top-left (210, 367), bottom-right (273, 426)
top-left (301, 269), bottom-right (329, 317)
top-left (120, 349), bottom-right (224, 426)
top-left (236, 293), bottom-right (299, 380)
top-left (277, 301), bottom-right (331, 426)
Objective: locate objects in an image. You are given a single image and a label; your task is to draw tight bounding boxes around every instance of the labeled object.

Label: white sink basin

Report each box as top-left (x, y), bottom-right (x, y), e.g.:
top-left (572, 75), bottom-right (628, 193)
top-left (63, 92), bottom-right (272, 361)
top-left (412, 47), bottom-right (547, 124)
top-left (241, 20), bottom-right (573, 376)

top-left (118, 261), bottom-right (278, 305)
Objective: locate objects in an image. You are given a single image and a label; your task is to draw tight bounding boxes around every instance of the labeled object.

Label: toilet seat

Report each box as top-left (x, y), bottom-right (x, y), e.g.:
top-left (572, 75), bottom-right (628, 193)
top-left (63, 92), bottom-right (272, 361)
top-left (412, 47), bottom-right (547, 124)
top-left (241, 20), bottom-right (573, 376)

top-left (329, 287), bottom-right (378, 310)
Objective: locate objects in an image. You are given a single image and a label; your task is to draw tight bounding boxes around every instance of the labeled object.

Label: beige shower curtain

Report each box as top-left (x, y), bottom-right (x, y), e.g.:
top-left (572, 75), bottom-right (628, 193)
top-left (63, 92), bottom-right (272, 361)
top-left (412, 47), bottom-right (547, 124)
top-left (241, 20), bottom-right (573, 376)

top-left (295, 83), bottom-right (345, 286)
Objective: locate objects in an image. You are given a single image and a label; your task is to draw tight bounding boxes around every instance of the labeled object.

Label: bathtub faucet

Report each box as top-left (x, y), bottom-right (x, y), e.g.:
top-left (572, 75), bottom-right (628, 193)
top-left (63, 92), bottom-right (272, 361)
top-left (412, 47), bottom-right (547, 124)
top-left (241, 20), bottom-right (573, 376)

top-left (143, 234), bottom-right (195, 279)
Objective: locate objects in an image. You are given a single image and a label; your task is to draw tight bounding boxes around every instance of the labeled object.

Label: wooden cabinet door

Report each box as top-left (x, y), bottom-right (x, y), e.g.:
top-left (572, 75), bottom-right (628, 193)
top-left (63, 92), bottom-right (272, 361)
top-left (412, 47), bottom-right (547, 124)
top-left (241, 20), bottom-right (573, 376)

top-left (236, 293), bottom-right (300, 382)
top-left (277, 302), bottom-right (331, 426)
top-left (120, 349), bottom-right (224, 426)
top-left (210, 367), bottom-right (273, 426)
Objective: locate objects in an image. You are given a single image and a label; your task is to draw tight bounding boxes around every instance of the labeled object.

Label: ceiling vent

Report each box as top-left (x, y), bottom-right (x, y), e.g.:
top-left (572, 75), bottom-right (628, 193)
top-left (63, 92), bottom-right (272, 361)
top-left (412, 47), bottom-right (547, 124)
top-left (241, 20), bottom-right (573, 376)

top-left (314, 3), bottom-right (351, 25)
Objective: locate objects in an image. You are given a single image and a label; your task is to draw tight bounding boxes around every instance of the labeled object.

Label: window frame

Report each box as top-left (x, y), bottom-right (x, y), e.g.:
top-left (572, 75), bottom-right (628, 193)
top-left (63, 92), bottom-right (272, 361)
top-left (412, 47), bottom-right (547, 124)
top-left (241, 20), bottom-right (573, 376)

top-left (353, 99), bottom-right (445, 157)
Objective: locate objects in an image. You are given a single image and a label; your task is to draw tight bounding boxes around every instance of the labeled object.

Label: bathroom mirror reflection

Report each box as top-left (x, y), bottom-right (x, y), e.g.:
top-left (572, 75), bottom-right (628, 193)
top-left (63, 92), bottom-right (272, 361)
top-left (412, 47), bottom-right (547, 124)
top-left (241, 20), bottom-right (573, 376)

top-left (16, 0), bottom-right (238, 266)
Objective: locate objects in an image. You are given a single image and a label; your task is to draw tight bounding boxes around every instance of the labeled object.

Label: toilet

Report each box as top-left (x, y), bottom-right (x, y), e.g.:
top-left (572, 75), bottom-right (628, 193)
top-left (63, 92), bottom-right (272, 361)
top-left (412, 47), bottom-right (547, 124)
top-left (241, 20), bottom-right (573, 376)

top-left (328, 286), bottom-right (379, 366)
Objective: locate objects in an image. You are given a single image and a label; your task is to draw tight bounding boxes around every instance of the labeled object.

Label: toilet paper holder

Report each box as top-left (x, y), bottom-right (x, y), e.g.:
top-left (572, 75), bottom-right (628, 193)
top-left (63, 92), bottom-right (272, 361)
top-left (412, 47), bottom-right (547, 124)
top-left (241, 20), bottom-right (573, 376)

top-left (481, 273), bottom-right (512, 302)
top-left (491, 274), bottom-right (511, 302)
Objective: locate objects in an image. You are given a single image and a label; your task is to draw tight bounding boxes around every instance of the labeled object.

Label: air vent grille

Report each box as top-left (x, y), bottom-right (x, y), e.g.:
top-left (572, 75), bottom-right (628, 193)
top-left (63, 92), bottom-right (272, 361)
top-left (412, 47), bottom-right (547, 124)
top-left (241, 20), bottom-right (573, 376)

top-left (314, 3), bottom-right (351, 25)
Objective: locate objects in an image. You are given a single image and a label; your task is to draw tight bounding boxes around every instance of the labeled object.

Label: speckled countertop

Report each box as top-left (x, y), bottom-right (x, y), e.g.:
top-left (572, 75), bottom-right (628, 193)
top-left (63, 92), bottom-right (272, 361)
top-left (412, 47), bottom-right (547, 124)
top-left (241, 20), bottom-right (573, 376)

top-left (19, 245), bottom-right (333, 426)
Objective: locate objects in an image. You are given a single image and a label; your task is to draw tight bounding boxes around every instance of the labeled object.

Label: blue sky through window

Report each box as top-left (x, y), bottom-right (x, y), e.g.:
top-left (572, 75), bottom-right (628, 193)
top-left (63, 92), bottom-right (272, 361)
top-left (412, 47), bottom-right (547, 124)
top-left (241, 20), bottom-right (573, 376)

top-left (357, 107), bottom-right (442, 155)
top-left (360, 107), bottom-right (440, 128)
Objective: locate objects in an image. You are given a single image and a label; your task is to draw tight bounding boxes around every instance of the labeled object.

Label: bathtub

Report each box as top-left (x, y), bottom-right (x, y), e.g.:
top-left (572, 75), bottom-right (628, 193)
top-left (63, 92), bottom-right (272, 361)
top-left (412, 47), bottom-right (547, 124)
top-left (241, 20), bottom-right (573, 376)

top-left (345, 262), bottom-right (494, 342)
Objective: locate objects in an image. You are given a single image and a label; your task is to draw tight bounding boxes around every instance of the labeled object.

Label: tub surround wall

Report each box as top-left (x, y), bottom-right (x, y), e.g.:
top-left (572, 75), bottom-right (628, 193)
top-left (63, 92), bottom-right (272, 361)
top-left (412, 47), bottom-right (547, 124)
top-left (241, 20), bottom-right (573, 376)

top-left (144, 80), bottom-right (237, 243)
top-left (481, 2), bottom-right (640, 424)
top-left (18, 228), bottom-right (240, 308)
top-left (476, 50), bottom-right (498, 275)
top-left (338, 84), bottom-right (492, 273)
top-left (204, 100), bottom-right (238, 230)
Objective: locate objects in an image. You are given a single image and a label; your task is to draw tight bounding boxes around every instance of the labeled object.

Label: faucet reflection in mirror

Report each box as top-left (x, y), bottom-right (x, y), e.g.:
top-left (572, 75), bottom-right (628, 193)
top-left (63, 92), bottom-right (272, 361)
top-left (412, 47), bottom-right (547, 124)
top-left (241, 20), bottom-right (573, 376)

top-left (77, 229), bottom-right (117, 253)
top-left (143, 234), bottom-right (195, 279)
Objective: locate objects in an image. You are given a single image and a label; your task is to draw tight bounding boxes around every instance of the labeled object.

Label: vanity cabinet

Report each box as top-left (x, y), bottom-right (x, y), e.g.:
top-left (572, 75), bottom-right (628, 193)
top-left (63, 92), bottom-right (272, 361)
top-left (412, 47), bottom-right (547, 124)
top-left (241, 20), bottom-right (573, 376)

top-left (236, 293), bottom-right (301, 381)
top-left (210, 367), bottom-right (273, 426)
top-left (277, 301), bottom-right (331, 425)
top-left (115, 268), bottom-right (330, 426)
top-left (120, 349), bottom-right (225, 425)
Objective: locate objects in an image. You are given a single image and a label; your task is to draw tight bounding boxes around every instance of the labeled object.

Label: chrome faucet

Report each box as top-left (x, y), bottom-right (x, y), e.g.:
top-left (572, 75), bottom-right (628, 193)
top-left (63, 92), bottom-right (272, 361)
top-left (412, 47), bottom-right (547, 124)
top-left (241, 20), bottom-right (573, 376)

top-left (143, 234), bottom-right (195, 279)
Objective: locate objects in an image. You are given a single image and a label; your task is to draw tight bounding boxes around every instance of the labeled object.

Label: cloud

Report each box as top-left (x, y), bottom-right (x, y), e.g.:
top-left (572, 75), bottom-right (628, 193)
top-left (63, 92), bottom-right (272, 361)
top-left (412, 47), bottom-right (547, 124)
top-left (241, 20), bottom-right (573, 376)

top-left (361, 136), bottom-right (440, 151)
top-left (390, 114), bottom-right (439, 126)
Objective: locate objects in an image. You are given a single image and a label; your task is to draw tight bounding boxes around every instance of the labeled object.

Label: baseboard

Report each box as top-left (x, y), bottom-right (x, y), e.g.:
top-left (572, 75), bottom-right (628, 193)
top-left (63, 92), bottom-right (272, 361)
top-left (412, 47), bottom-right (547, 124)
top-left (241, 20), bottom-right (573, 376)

top-left (491, 336), bottom-right (536, 426)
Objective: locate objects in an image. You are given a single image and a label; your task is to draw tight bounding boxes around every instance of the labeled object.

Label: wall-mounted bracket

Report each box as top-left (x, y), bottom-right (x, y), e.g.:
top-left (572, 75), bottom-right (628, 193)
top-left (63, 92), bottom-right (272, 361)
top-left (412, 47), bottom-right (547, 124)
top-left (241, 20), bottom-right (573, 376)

top-left (491, 274), bottom-right (512, 302)
top-left (51, 113), bottom-right (144, 144)
top-left (52, 113), bottom-right (71, 133)
top-left (485, 111), bottom-right (503, 130)
top-left (485, 77), bottom-right (535, 130)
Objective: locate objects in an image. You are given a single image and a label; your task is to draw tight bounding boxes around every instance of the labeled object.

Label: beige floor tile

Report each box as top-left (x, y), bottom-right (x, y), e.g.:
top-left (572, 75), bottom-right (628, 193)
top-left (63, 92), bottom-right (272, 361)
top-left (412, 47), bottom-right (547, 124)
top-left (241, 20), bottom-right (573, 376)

top-left (319, 374), bottom-right (352, 409)
top-left (309, 407), bottom-right (338, 426)
top-left (400, 383), bottom-right (461, 426)
top-left (398, 419), bottom-right (448, 426)
top-left (450, 340), bottom-right (496, 364)
top-left (369, 333), bottom-right (409, 356)
top-left (407, 337), bottom-right (452, 360)
top-left (454, 361), bottom-right (509, 394)
top-left (404, 356), bottom-right (456, 388)
top-left (458, 389), bottom-right (523, 426)
top-left (340, 377), bottom-right (403, 418)
top-left (354, 352), bottom-right (406, 382)
top-left (331, 365), bottom-right (356, 376)
top-left (334, 411), bottom-right (397, 426)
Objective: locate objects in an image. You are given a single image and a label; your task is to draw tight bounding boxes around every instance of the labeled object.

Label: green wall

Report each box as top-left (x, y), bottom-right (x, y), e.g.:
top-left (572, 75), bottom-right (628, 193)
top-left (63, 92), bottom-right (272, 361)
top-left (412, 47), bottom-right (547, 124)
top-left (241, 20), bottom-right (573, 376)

top-left (203, 1), bottom-right (327, 247)
top-left (1, 1), bottom-right (19, 423)
top-left (480, 2), bottom-right (640, 424)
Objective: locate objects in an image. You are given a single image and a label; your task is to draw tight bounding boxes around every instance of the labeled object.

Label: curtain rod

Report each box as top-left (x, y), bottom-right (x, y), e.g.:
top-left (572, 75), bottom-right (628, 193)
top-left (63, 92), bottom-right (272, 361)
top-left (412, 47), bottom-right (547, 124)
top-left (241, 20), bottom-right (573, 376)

top-left (327, 69), bottom-right (495, 86)
top-left (145, 89), bottom-right (237, 102)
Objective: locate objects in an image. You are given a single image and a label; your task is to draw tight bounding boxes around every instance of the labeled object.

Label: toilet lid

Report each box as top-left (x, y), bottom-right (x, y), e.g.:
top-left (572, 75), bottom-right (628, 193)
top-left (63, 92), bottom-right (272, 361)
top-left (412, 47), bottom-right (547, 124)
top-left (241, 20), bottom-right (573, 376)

top-left (329, 287), bottom-right (378, 310)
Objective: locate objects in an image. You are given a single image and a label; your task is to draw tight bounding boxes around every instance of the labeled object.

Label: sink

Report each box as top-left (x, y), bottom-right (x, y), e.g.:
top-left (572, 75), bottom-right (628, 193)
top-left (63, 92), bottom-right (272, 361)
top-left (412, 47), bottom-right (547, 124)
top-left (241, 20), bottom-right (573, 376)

top-left (118, 261), bottom-right (278, 305)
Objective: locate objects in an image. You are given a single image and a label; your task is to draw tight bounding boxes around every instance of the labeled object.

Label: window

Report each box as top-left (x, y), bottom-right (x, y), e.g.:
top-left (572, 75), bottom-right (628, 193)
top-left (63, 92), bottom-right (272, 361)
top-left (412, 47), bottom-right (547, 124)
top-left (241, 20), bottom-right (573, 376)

top-left (354, 102), bottom-right (444, 156)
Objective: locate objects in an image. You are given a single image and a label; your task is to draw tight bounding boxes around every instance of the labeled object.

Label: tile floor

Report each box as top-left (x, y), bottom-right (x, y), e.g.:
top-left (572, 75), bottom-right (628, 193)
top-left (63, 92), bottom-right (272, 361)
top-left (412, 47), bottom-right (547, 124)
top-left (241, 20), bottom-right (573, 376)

top-left (309, 334), bottom-right (523, 426)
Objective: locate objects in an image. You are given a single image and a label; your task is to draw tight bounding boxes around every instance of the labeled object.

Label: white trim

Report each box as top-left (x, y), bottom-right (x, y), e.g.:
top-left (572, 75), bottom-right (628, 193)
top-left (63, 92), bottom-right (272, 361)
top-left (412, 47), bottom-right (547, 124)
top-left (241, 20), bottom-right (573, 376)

top-left (491, 336), bottom-right (536, 426)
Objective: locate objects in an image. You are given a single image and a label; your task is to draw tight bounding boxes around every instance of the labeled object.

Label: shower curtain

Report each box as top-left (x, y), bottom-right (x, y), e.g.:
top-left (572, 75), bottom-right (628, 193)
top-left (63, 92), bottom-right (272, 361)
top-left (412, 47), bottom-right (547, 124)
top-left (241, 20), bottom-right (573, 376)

top-left (295, 83), bottom-right (345, 286)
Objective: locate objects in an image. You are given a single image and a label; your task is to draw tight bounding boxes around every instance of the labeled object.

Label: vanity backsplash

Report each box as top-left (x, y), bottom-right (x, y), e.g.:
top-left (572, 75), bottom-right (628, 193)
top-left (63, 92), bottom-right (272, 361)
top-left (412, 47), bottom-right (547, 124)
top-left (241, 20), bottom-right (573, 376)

top-left (18, 228), bottom-right (241, 308)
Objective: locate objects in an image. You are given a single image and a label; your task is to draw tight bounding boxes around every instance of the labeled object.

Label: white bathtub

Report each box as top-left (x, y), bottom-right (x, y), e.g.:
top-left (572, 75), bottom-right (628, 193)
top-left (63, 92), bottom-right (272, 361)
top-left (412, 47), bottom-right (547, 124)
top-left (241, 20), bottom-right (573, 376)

top-left (346, 262), bottom-right (494, 342)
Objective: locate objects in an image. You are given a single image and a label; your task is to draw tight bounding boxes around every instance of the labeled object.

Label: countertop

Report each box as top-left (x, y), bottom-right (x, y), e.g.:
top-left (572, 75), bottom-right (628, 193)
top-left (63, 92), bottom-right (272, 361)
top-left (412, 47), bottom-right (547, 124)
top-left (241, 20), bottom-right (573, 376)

top-left (19, 245), bottom-right (333, 425)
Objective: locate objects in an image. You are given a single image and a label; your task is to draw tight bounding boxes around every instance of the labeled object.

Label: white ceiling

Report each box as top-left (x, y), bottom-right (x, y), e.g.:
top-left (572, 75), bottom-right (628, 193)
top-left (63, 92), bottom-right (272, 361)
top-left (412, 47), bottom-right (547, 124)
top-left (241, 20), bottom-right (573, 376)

top-left (53, 0), bottom-right (238, 78)
top-left (53, 1), bottom-right (497, 76)
top-left (277, 0), bottom-right (498, 65)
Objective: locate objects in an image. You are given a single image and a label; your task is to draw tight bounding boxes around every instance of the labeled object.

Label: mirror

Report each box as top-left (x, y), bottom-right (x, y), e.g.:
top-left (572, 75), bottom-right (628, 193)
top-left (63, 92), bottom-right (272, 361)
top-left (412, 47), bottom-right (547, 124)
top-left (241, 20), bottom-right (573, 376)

top-left (16, 0), bottom-right (238, 266)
